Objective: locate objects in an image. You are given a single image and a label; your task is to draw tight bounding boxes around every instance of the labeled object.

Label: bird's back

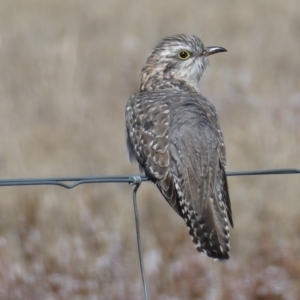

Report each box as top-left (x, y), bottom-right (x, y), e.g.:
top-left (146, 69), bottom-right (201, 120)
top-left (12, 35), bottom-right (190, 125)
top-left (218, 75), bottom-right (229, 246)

top-left (126, 85), bottom-right (233, 260)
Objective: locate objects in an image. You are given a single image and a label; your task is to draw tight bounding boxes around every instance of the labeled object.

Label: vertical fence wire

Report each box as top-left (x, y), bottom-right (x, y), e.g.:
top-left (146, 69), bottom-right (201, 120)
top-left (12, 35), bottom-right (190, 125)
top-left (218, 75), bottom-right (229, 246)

top-left (130, 176), bottom-right (149, 300)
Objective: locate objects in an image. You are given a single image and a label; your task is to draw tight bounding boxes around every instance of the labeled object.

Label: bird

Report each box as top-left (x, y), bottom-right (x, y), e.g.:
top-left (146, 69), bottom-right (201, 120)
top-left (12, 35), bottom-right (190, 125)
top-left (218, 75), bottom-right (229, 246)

top-left (125, 34), bottom-right (233, 260)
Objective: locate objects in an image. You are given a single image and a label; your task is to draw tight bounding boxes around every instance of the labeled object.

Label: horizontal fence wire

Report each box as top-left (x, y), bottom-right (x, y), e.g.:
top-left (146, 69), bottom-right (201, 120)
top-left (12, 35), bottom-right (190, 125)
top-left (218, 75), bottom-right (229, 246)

top-left (0, 168), bottom-right (299, 189)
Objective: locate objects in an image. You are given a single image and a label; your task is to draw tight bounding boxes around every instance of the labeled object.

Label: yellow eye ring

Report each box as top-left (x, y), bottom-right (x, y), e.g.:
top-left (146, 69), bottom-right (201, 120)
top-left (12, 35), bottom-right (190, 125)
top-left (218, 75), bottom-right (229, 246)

top-left (178, 50), bottom-right (191, 60)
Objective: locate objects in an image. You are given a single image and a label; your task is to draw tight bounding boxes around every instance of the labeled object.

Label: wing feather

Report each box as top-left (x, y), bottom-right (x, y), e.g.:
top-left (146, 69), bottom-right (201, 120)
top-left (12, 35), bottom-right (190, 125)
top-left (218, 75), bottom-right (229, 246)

top-left (169, 101), bottom-right (232, 259)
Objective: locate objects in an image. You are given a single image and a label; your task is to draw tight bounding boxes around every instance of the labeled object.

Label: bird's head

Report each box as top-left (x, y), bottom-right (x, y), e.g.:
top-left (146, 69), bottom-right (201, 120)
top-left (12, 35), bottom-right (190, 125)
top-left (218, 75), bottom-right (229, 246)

top-left (140, 34), bottom-right (226, 91)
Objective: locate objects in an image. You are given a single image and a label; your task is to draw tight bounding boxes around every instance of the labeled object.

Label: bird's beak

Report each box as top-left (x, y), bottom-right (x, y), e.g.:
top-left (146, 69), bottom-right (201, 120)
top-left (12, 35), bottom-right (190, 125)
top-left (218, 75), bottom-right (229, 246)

top-left (203, 46), bottom-right (227, 57)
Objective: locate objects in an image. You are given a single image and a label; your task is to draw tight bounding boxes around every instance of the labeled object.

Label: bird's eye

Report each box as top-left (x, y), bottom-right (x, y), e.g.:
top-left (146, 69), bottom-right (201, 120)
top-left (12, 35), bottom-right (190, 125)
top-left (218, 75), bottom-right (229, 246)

top-left (178, 50), bottom-right (191, 60)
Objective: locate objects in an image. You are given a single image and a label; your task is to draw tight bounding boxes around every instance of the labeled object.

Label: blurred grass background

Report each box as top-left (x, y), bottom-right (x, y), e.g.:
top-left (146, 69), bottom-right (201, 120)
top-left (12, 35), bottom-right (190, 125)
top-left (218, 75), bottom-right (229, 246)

top-left (0, 0), bottom-right (299, 299)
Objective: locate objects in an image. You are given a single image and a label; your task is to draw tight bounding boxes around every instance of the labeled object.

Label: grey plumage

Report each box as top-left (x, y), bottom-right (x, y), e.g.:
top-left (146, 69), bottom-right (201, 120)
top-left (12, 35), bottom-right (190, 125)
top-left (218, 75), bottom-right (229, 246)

top-left (125, 34), bottom-right (233, 260)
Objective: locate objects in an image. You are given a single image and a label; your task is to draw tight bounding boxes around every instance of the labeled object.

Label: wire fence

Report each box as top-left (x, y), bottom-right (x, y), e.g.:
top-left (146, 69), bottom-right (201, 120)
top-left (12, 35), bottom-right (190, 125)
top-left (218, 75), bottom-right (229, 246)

top-left (0, 168), bottom-right (299, 188)
top-left (1, 168), bottom-right (299, 300)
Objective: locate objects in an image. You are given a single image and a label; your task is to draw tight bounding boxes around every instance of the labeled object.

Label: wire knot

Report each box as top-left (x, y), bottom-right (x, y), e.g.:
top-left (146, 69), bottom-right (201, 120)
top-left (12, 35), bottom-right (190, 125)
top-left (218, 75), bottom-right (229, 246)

top-left (129, 175), bottom-right (142, 186)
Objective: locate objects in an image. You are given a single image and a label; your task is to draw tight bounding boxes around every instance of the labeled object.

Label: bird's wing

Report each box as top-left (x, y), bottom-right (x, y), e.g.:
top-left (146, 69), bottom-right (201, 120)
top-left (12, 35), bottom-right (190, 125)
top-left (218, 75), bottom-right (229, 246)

top-left (168, 99), bottom-right (233, 259)
top-left (126, 92), bottom-right (182, 214)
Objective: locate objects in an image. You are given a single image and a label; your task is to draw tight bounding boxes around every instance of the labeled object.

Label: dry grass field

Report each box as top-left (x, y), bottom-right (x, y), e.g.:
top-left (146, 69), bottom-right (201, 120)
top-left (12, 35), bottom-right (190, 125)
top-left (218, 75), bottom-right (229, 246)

top-left (0, 1), bottom-right (299, 299)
